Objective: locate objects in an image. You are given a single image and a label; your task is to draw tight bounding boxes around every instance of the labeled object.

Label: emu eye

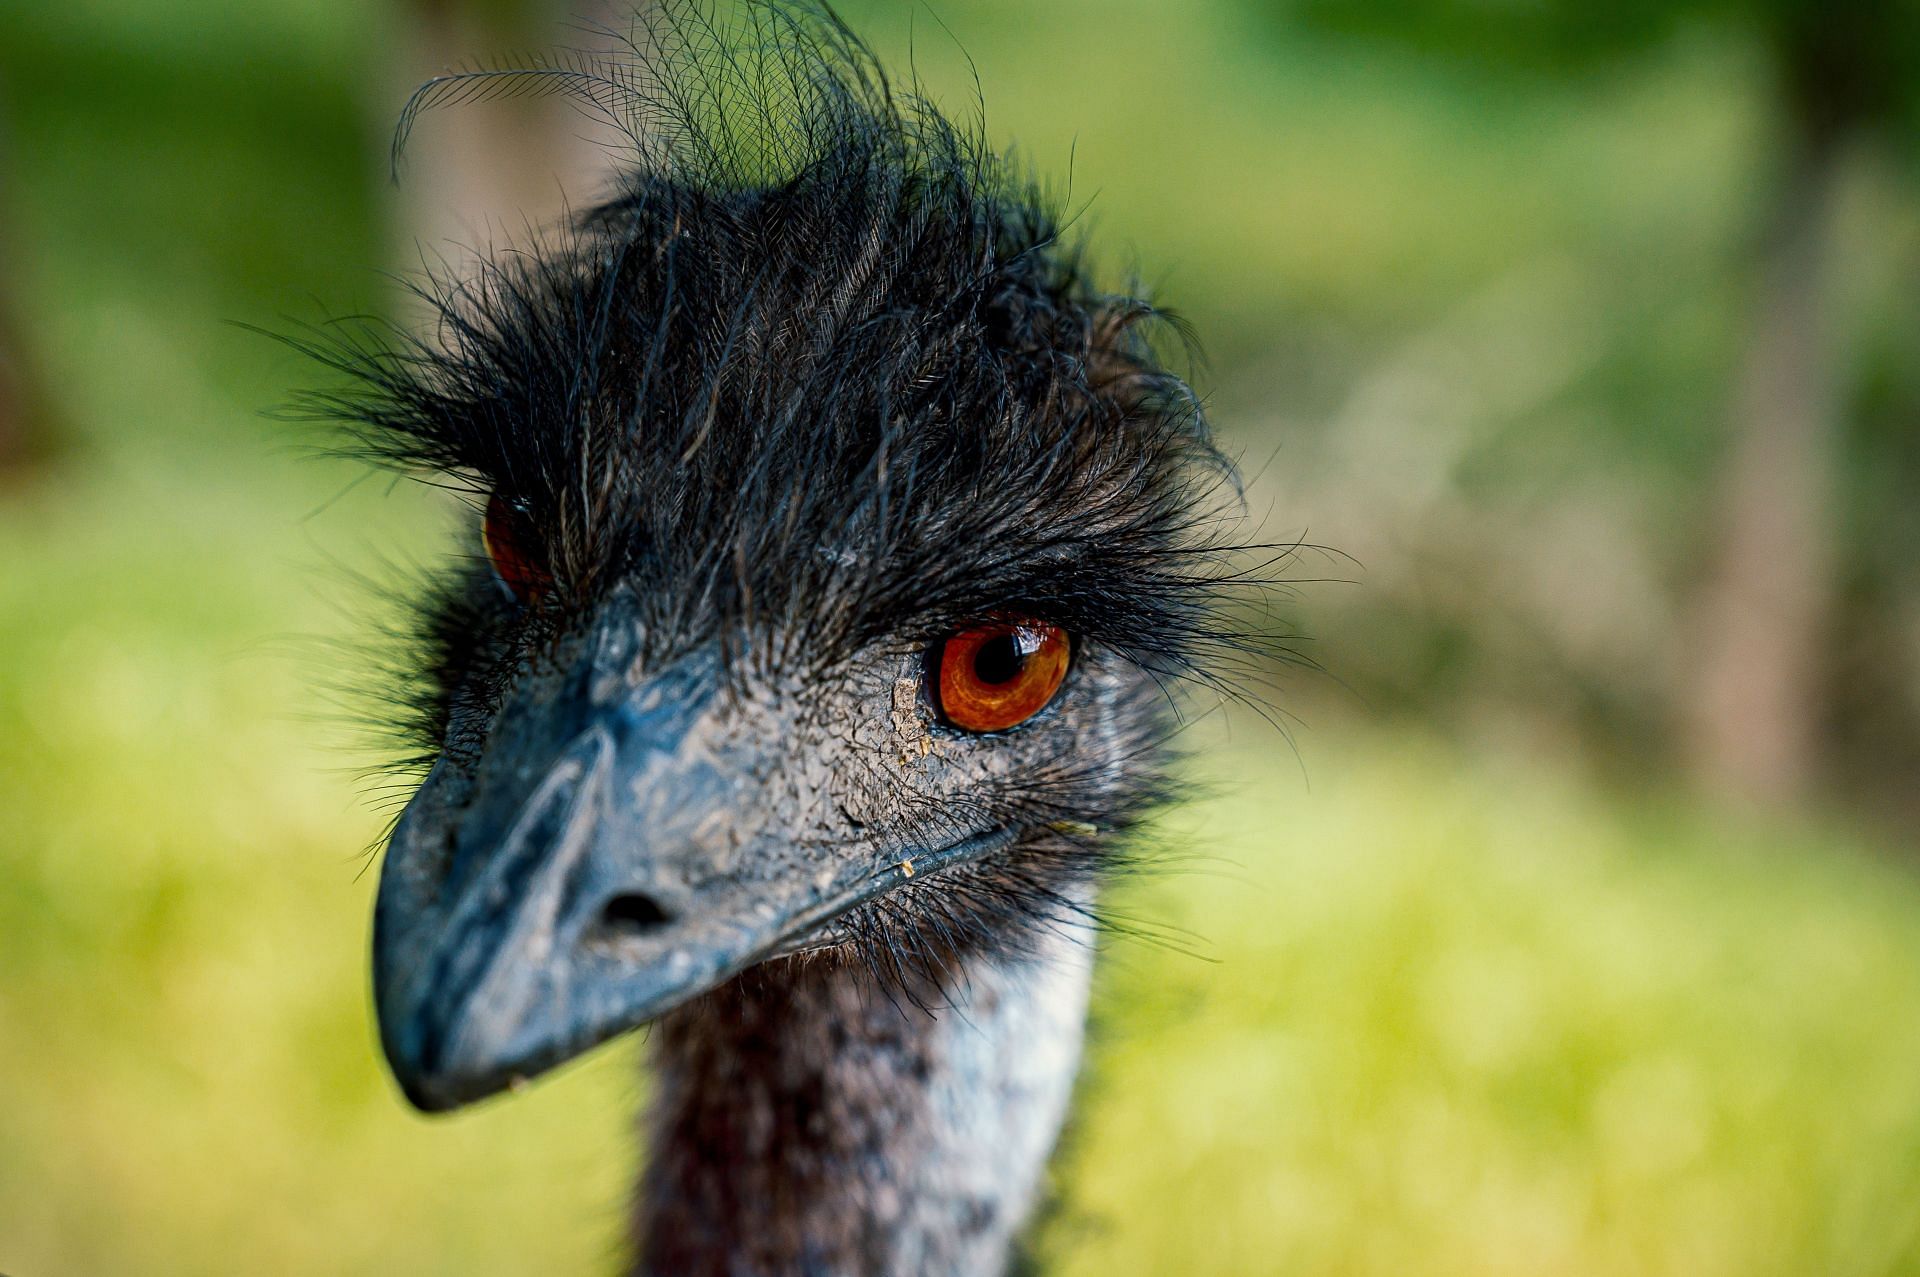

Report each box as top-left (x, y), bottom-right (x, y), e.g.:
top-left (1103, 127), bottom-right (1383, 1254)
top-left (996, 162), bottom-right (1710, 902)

top-left (935, 620), bottom-right (1071, 733)
top-left (482, 492), bottom-right (551, 603)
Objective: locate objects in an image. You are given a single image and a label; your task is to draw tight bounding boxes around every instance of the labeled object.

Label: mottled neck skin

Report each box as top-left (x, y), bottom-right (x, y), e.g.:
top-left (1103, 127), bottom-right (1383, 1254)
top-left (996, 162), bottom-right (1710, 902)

top-left (635, 917), bottom-right (1095, 1277)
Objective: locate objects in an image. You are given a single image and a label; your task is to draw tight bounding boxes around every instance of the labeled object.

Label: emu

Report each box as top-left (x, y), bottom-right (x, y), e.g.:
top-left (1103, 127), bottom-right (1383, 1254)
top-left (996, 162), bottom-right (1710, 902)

top-left (307, 6), bottom-right (1266, 1273)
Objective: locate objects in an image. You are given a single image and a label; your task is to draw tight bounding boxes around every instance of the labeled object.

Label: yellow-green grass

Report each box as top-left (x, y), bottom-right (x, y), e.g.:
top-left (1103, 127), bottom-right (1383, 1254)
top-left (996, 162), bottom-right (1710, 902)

top-left (1050, 744), bottom-right (1920, 1277)
top-left (5, 462), bottom-right (1920, 1273)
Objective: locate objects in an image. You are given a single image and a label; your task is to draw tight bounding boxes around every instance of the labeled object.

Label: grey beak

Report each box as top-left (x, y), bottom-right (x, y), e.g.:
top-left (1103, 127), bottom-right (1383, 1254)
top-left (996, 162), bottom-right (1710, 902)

top-left (374, 660), bottom-right (746, 1110)
top-left (373, 650), bottom-right (800, 1110)
top-left (372, 651), bottom-right (1010, 1112)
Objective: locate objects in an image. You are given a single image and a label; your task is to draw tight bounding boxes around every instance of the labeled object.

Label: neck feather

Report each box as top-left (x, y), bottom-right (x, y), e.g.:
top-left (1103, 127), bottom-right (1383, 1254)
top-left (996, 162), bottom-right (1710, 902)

top-left (633, 917), bottom-right (1095, 1277)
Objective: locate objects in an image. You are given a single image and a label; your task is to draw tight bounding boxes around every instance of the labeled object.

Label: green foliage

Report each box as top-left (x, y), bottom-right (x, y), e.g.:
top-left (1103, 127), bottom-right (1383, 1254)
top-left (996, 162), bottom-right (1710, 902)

top-left (1264, 0), bottom-right (1920, 133)
top-left (1277, 0), bottom-right (1699, 75)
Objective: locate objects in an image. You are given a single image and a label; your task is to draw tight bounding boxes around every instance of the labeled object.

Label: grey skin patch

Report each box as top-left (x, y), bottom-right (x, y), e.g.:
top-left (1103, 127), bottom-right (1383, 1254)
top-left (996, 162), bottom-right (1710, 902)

top-left (890, 676), bottom-right (924, 739)
top-left (889, 673), bottom-right (942, 768)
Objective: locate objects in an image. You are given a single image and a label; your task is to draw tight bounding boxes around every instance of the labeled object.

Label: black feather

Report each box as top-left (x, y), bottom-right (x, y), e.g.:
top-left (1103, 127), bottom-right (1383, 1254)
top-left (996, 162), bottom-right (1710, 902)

top-left (288, 0), bottom-right (1294, 986)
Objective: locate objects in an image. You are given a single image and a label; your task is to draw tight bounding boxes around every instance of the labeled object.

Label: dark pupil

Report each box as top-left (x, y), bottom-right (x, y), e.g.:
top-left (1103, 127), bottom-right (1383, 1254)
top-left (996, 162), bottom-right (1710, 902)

top-left (506, 512), bottom-right (539, 564)
top-left (972, 632), bottom-right (1028, 685)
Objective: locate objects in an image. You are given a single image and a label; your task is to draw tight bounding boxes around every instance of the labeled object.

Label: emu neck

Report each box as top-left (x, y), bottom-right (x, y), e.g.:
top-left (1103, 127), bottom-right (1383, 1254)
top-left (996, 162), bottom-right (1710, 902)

top-left (635, 922), bottom-right (1095, 1277)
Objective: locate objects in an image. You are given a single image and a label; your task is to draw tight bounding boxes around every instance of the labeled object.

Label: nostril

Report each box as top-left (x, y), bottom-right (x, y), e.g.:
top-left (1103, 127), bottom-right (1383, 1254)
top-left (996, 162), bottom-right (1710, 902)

top-left (599, 891), bottom-right (674, 936)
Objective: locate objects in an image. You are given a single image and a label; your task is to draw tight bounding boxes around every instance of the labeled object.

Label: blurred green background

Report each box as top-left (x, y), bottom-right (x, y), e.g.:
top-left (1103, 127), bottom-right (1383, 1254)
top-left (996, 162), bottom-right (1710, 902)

top-left (3, 0), bottom-right (1920, 1272)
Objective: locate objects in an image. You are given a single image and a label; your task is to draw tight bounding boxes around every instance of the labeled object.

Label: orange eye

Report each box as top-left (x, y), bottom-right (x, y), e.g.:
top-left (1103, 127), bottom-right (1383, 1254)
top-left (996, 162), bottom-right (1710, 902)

top-left (482, 492), bottom-right (551, 603)
top-left (936, 620), bottom-right (1071, 733)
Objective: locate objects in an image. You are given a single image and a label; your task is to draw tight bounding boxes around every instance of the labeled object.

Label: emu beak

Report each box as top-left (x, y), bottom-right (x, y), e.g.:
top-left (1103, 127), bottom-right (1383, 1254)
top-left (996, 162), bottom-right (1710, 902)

top-left (372, 658), bottom-right (769, 1111)
top-left (370, 651), bottom-right (1005, 1112)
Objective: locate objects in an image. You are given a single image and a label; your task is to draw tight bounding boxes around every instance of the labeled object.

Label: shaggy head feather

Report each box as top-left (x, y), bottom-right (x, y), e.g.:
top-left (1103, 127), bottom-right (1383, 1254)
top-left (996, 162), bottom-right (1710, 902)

top-left (287, 0), bottom-right (1284, 1107)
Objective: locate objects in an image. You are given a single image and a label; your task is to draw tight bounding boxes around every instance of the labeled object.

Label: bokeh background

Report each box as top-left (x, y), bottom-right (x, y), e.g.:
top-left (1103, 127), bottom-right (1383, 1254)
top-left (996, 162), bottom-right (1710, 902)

top-left (4, 0), bottom-right (1920, 1272)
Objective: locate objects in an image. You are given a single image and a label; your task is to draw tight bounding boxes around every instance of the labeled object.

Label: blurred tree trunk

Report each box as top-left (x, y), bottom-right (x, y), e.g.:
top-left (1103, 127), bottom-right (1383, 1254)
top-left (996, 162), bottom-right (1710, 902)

top-left (0, 288), bottom-right (61, 478)
top-left (0, 102), bottom-right (63, 480)
top-left (1680, 99), bottom-right (1850, 806)
top-left (396, 0), bottom-right (631, 267)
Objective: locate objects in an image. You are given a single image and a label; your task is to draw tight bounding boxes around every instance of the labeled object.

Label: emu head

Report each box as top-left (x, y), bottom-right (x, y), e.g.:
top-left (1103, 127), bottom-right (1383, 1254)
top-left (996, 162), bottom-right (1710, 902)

top-left (312, 11), bottom-right (1260, 1112)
